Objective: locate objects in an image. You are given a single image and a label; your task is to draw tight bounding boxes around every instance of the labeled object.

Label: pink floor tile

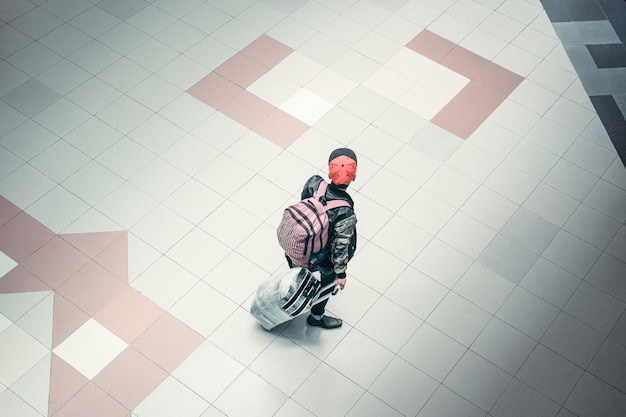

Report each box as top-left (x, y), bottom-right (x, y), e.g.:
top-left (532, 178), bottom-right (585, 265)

top-left (62, 231), bottom-right (124, 259)
top-left (220, 89), bottom-right (276, 129)
top-left (93, 233), bottom-right (128, 282)
top-left (51, 382), bottom-right (129, 417)
top-left (0, 211), bottom-right (54, 263)
top-left (215, 52), bottom-right (270, 88)
top-left (21, 236), bottom-right (90, 289)
top-left (0, 265), bottom-right (50, 293)
top-left (431, 100), bottom-right (492, 140)
top-left (450, 81), bottom-right (507, 110)
top-left (473, 63), bottom-right (524, 94)
top-left (240, 34), bottom-right (293, 68)
top-left (406, 30), bottom-right (456, 62)
top-left (440, 46), bottom-right (491, 79)
top-left (56, 260), bottom-right (127, 316)
top-left (0, 195), bottom-right (21, 227)
top-left (132, 313), bottom-right (203, 373)
top-left (48, 353), bottom-right (90, 416)
top-left (253, 108), bottom-right (310, 148)
top-left (52, 293), bottom-right (90, 348)
top-left (93, 347), bottom-right (168, 410)
top-left (187, 72), bottom-right (243, 109)
top-left (405, 29), bottom-right (524, 140)
top-left (94, 287), bottom-right (164, 345)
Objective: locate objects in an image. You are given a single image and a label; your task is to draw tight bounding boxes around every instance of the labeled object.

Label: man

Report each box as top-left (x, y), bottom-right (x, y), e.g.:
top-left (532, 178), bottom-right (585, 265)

top-left (292, 148), bottom-right (358, 329)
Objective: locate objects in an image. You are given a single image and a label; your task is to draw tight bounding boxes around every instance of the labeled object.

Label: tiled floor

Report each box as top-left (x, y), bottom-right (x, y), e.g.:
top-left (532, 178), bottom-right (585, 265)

top-left (1, 1), bottom-right (625, 417)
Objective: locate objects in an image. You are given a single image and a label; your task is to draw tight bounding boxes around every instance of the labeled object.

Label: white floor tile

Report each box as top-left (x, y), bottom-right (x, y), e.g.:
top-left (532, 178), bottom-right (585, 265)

top-left (454, 262), bottom-right (515, 313)
top-left (0, 325), bottom-right (49, 387)
top-left (292, 363), bottom-right (363, 417)
top-left (428, 291), bottom-right (492, 347)
top-left (66, 77), bottom-right (122, 115)
top-left (355, 295), bottom-right (422, 352)
top-left (134, 375), bottom-right (209, 417)
top-left (25, 185), bottom-right (89, 233)
top-left (0, 390), bottom-right (43, 417)
top-left (204, 251), bottom-right (268, 305)
top-left (449, 146), bottom-right (501, 187)
top-left (0, 163), bottom-right (56, 209)
top-left (52, 318), bottom-right (127, 380)
top-left (250, 336), bottom-right (319, 396)
top-left (98, 136), bottom-right (156, 180)
top-left (30, 139), bottom-right (89, 183)
top-left (172, 340), bottom-right (244, 402)
top-left (369, 356), bottom-right (438, 417)
top-left (399, 323), bottom-right (465, 382)
top-left (1, 120), bottom-right (58, 161)
top-left (484, 161), bottom-right (540, 205)
top-left (346, 242), bottom-right (407, 294)
top-left (132, 255), bottom-right (199, 310)
top-left (438, 211), bottom-right (497, 259)
top-left (33, 97), bottom-right (91, 137)
top-left (384, 263), bottom-right (445, 316)
top-left (326, 329), bottom-right (394, 388)
top-left (129, 159), bottom-right (188, 203)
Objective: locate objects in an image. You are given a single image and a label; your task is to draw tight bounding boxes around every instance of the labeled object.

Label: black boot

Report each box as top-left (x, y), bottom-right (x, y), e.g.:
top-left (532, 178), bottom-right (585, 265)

top-left (307, 315), bottom-right (342, 329)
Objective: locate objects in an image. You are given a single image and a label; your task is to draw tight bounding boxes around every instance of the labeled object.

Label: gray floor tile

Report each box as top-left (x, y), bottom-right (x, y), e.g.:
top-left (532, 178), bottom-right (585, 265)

top-left (541, 312), bottom-right (605, 368)
top-left (427, 291), bottom-right (492, 347)
top-left (496, 287), bottom-right (560, 341)
top-left (588, 338), bottom-right (626, 394)
top-left (369, 357), bottom-right (438, 417)
top-left (471, 318), bottom-right (536, 375)
top-left (477, 233), bottom-right (539, 284)
top-left (1, 79), bottom-right (61, 117)
top-left (417, 384), bottom-right (486, 417)
top-left (491, 378), bottom-right (560, 417)
top-left (565, 372), bottom-right (626, 417)
top-left (501, 207), bottom-right (560, 254)
top-left (444, 350), bottom-right (512, 412)
top-left (563, 281), bottom-right (625, 335)
top-left (520, 257), bottom-right (581, 309)
top-left (516, 343), bottom-right (584, 404)
top-left (453, 262), bottom-right (515, 314)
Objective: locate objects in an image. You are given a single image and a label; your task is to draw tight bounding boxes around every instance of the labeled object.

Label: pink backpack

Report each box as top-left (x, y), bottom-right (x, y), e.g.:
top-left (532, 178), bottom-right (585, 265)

top-left (277, 181), bottom-right (350, 268)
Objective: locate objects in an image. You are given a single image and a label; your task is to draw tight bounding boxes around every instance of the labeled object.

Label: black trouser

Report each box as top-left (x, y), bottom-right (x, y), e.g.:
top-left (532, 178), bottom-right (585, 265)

top-left (311, 264), bottom-right (335, 317)
top-left (285, 254), bottom-right (336, 317)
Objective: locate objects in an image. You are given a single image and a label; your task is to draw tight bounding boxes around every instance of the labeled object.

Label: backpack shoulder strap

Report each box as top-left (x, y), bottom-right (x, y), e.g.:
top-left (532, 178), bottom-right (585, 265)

top-left (324, 199), bottom-right (350, 210)
top-left (312, 180), bottom-right (351, 211)
top-left (313, 180), bottom-right (328, 200)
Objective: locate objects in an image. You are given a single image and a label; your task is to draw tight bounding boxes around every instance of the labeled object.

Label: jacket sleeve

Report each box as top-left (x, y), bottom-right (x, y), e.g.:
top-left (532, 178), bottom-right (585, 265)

top-left (330, 213), bottom-right (357, 277)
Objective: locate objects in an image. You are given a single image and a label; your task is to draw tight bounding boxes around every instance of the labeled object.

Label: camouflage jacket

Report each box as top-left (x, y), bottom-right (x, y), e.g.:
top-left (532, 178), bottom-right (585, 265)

top-left (301, 175), bottom-right (357, 277)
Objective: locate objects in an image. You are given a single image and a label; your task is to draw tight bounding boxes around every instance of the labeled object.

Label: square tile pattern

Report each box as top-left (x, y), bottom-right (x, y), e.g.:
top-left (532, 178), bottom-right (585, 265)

top-left (188, 29), bottom-right (523, 147)
top-left (1, 1), bottom-right (626, 417)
